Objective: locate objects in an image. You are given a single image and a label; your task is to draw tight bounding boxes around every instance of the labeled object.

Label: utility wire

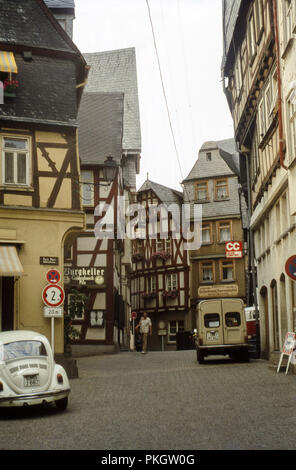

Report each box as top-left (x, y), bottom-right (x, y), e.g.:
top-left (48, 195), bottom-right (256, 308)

top-left (145, 0), bottom-right (188, 194)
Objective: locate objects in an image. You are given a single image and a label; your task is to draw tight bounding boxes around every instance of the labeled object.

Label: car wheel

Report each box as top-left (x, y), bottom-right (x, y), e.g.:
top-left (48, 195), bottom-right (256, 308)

top-left (197, 349), bottom-right (205, 364)
top-left (55, 397), bottom-right (68, 411)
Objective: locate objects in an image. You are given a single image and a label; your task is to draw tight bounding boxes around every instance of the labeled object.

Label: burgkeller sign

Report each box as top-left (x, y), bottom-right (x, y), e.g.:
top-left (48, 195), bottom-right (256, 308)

top-left (64, 267), bottom-right (105, 287)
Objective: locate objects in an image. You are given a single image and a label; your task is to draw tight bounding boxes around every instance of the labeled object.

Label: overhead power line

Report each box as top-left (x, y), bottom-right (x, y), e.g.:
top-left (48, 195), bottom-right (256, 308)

top-left (145, 0), bottom-right (187, 189)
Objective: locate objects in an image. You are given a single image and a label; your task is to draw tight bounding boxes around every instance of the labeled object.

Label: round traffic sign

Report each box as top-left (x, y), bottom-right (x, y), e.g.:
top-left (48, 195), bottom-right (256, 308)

top-left (285, 255), bottom-right (296, 281)
top-left (46, 269), bottom-right (61, 285)
top-left (131, 311), bottom-right (137, 320)
top-left (42, 284), bottom-right (65, 307)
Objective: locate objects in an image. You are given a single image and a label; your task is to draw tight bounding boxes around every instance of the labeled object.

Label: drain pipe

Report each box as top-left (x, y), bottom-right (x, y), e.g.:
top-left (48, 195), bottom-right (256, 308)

top-left (273, 0), bottom-right (287, 170)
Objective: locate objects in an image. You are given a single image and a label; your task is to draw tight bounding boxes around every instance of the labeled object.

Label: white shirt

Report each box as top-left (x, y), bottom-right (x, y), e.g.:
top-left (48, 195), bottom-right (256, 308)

top-left (139, 317), bottom-right (152, 334)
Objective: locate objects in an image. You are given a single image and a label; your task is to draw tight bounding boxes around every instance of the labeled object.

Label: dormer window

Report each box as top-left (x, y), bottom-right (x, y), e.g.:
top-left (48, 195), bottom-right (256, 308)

top-left (206, 152), bottom-right (212, 161)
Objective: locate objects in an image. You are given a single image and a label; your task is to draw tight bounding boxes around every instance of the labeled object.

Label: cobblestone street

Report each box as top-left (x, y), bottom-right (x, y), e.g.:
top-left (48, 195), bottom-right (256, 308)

top-left (1, 350), bottom-right (296, 451)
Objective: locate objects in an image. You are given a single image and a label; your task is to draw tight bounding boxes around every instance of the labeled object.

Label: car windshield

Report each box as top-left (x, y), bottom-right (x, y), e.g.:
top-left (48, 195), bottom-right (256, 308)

top-left (0, 341), bottom-right (47, 361)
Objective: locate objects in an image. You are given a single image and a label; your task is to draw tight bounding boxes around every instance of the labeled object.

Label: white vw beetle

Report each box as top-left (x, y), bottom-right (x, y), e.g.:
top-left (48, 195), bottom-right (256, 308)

top-left (0, 330), bottom-right (70, 410)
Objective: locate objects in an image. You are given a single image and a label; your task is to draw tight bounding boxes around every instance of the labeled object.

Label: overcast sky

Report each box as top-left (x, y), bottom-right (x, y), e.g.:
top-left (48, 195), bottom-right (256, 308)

top-left (74, 0), bottom-right (234, 192)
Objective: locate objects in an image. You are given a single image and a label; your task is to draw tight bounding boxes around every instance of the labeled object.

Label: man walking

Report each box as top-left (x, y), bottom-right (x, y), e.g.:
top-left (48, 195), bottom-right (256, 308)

top-left (135, 312), bottom-right (152, 354)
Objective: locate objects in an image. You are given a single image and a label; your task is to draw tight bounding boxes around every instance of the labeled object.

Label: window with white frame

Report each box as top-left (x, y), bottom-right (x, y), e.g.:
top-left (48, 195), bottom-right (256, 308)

top-left (2, 137), bottom-right (30, 186)
top-left (254, 0), bottom-right (264, 43)
top-left (251, 128), bottom-right (260, 182)
top-left (282, 0), bottom-right (296, 50)
top-left (81, 170), bottom-right (94, 206)
top-left (234, 50), bottom-right (243, 99)
top-left (166, 273), bottom-right (178, 291)
top-left (286, 90), bottom-right (296, 162)
top-left (168, 320), bottom-right (184, 343)
top-left (247, 9), bottom-right (257, 64)
top-left (147, 276), bottom-right (156, 293)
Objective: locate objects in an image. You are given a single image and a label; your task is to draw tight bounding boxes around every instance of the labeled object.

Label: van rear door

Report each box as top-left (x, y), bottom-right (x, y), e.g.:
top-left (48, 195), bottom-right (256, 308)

top-left (201, 300), bottom-right (224, 346)
top-left (222, 299), bottom-right (245, 345)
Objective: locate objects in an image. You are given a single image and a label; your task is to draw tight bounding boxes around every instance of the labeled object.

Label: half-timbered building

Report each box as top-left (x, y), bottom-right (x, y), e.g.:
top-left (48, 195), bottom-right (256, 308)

top-left (131, 179), bottom-right (190, 351)
top-left (222, 0), bottom-right (296, 361)
top-left (0, 0), bottom-right (88, 354)
top-left (63, 48), bottom-right (142, 355)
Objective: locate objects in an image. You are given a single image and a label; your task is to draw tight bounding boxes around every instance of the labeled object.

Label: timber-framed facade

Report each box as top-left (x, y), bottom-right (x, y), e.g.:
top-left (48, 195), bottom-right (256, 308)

top-left (130, 179), bottom-right (190, 351)
top-left (222, 0), bottom-right (296, 361)
top-left (0, 0), bottom-right (88, 354)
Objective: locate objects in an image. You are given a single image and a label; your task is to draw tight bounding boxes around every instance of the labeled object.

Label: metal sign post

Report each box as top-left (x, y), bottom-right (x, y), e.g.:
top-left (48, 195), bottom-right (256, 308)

top-left (42, 270), bottom-right (64, 354)
top-left (131, 312), bottom-right (137, 351)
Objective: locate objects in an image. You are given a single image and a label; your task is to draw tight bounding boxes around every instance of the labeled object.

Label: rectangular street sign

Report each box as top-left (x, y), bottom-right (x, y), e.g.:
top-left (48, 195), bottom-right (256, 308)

top-left (43, 306), bottom-right (63, 318)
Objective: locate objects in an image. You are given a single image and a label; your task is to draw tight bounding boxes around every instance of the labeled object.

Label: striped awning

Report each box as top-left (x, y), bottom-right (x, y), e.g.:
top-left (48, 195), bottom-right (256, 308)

top-left (0, 246), bottom-right (24, 277)
top-left (0, 51), bottom-right (18, 74)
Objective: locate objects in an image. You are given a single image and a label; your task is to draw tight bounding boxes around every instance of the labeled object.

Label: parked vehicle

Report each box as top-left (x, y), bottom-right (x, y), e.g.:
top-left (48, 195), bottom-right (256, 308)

top-left (195, 299), bottom-right (249, 364)
top-left (0, 330), bottom-right (70, 410)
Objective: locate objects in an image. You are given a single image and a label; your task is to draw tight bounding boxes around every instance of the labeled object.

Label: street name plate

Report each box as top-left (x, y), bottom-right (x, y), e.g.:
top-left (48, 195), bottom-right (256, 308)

top-left (43, 306), bottom-right (63, 318)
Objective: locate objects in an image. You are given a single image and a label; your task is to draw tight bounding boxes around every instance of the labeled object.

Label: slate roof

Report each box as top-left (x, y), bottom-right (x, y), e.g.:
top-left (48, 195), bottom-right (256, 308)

top-left (77, 92), bottom-right (124, 165)
top-left (183, 138), bottom-right (240, 182)
top-left (0, 54), bottom-right (78, 126)
top-left (83, 48), bottom-right (141, 153)
top-left (0, 0), bottom-right (74, 53)
top-left (138, 179), bottom-right (183, 206)
top-left (43, 0), bottom-right (75, 8)
top-left (0, 0), bottom-right (87, 126)
top-left (222, 0), bottom-right (243, 60)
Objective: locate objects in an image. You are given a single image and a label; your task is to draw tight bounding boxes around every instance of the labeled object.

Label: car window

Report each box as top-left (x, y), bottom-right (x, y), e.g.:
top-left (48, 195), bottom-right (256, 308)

top-left (1, 341), bottom-right (47, 361)
top-left (204, 314), bottom-right (220, 328)
top-left (225, 312), bottom-right (241, 327)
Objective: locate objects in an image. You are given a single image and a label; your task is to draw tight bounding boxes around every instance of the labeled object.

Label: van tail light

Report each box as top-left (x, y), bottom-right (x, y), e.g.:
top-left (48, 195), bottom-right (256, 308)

top-left (0, 381), bottom-right (3, 392)
top-left (57, 373), bottom-right (63, 384)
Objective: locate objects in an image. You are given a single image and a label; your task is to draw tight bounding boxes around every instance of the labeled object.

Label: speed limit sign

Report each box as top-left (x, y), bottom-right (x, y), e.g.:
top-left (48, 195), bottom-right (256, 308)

top-left (42, 284), bottom-right (65, 307)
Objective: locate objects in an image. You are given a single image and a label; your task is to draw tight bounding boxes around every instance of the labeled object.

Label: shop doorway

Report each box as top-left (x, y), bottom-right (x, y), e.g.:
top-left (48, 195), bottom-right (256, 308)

top-left (0, 277), bottom-right (14, 331)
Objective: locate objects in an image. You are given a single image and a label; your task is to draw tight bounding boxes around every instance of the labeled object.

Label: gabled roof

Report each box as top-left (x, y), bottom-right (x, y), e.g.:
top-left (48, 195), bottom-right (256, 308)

top-left (78, 92), bottom-right (124, 166)
top-left (83, 48), bottom-right (141, 153)
top-left (138, 179), bottom-right (183, 206)
top-left (183, 138), bottom-right (239, 182)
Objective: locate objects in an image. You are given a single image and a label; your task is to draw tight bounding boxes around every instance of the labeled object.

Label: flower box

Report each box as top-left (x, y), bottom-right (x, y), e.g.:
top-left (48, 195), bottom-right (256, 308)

top-left (142, 292), bottom-right (157, 300)
top-left (162, 289), bottom-right (179, 299)
top-left (152, 250), bottom-right (171, 261)
top-left (132, 253), bottom-right (144, 262)
top-left (3, 78), bottom-right (19, 98)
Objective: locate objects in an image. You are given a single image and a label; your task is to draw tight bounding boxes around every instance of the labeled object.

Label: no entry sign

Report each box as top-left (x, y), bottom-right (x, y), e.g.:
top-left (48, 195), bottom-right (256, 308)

top-left (42, 284), bottom-right (65, 308)
top-left (285, 255), bottom-right (296, 281)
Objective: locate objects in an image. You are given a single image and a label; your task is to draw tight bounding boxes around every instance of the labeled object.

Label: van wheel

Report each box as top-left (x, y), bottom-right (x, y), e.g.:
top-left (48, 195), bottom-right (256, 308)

top-left (197, 350), bottom-right (205, 364)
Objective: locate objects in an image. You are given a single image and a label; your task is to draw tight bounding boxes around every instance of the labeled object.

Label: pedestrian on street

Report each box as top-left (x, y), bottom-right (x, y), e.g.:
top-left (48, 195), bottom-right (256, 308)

top-left (135, 311), bottom-right (152, 354)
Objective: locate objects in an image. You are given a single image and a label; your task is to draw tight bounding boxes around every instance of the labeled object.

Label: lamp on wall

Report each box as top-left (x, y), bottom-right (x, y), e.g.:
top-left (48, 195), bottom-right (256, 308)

top-left (103, 155), bottom-right (118, 182)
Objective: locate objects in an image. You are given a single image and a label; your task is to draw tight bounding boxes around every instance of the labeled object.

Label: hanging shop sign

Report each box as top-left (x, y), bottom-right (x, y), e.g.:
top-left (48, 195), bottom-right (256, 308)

top-left (225, 241), bottom-right (243, 258)
top-left (64, 266), bottom-right (105, 287)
